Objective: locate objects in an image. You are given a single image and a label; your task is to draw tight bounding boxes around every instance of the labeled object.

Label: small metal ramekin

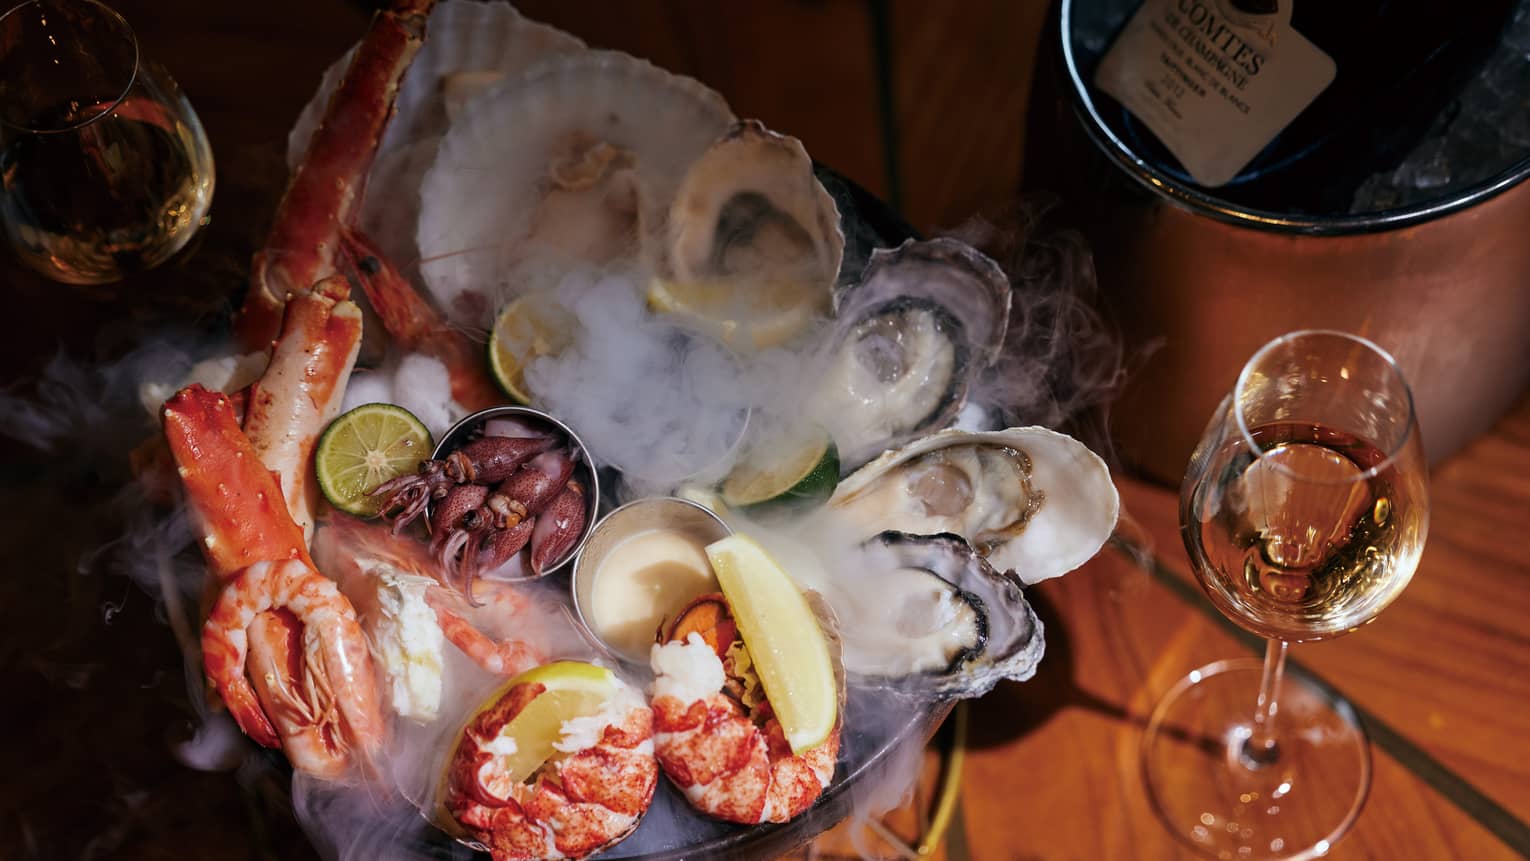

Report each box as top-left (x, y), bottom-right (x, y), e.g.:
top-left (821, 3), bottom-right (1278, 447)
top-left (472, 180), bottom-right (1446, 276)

top-left (430, 405), bottom-right (601, 578)
top-left (570, 496), bottom-right (732, 668)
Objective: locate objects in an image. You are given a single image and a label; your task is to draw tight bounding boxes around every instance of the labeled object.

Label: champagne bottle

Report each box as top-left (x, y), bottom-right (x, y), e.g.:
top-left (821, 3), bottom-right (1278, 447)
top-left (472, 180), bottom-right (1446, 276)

top-left (1088, 0), bottom-right (1516, 214)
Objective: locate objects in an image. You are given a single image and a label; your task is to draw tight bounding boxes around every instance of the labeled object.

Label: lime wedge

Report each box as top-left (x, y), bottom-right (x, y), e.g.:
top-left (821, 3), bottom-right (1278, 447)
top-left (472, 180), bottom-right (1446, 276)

top-left (721, 423), bottom-right (838, 515)
top-left (481, 661), bottom-right (618, 784)
top-left (488, 291), bottom-right (578, 405)
top-left (706, 534), bottom-right (837, 753)
top-left (315, 403), bottom-right (433, 516)
top-left (646, 276), bottom-right (826, 352)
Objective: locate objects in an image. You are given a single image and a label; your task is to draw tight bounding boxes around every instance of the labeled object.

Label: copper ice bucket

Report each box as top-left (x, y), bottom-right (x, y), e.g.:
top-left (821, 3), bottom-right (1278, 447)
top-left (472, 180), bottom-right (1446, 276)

top-left (1028, 0), bottom-right (1530, 486)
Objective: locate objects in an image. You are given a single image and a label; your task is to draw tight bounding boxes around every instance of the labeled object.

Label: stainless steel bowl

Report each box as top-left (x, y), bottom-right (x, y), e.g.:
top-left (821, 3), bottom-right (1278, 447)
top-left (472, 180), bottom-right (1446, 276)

top-left (570, 496), bottom-right (732, 669)
top-left (430, 405), bottom-right (600, 578)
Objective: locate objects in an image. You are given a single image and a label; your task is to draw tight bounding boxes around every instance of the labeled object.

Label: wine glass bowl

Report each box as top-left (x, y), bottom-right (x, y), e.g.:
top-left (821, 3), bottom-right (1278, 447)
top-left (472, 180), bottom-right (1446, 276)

top-left (1143, 329), bottom-right (1428, 860)
top-left (0, 0), bottom-right (214, 284)
top-left (1186, 330), bottom-right (1429, 642)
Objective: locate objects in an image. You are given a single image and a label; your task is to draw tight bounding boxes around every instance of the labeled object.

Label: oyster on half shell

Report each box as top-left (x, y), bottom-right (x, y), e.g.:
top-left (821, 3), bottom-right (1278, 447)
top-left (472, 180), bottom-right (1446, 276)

top-left (650, 120), bottom-right (844, 351)
top-left (829, 427), bottom-right (1119, 584)
top-left (836, 532), bottom-right (1044, 697)
top-left (808, 238), bottom-right (1012, 468)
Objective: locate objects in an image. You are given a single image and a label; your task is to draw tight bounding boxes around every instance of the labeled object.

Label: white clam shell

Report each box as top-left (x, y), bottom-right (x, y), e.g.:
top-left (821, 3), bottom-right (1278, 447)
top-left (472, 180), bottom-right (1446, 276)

top-left (830, 426), bottom-right (1120, 584)
top-left (416, 50), bottom-right (736, 325)
top-left (285, 0), bottom-right (587, 268)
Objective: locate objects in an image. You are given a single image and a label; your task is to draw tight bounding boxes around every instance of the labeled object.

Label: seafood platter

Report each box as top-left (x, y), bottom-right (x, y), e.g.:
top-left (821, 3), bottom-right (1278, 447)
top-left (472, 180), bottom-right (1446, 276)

top-left (148, 1), bottom-right (1120, 858)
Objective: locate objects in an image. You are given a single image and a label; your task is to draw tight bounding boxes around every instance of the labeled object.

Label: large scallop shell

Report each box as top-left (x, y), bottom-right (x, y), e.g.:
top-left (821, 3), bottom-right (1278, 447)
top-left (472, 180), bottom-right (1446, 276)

top-left (828, 426), bottom-right (1119, 584)
top-left (808, 238), bottom-right (1013, 467)
top-left (416, 50), bottom-right (736, 326)
top-left (286, 0), bottom-right (587, 271)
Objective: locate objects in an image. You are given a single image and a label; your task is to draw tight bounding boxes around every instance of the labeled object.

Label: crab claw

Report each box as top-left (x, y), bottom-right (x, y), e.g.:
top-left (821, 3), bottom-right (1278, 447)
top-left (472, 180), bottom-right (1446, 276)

top-left (529, 480), bottom-right (586, 576)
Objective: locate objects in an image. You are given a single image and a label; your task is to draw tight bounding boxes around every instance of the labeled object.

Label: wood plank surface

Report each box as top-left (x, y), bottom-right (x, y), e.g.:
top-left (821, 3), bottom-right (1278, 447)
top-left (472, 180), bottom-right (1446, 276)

top-left (888, 0), bottom-right (1051, 234)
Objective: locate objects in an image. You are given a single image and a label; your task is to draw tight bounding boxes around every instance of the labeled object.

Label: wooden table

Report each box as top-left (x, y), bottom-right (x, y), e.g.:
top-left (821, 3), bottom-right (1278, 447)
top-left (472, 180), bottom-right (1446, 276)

top-left (1, 2), bottom-right (1526, 859)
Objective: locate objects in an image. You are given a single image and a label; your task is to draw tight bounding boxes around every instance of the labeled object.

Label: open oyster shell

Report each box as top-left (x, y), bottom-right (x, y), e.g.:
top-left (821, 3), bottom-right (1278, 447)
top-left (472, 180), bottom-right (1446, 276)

top-left (663, 120), bottom-right (844, 301)
top-left (829, 426), bottom-right (1119, 584)
top-left (809, 238), bottom-right (1012, 467)
top-left (417, 50), bottom-right (736, 325)
top-left (838, 532), bottom-right (1044, 697)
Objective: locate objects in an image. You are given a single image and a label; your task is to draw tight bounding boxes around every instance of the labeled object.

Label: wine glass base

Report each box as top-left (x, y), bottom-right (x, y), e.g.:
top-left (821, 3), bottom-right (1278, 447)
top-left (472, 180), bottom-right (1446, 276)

top-left (1141, 659), bottom-right (1371, 861)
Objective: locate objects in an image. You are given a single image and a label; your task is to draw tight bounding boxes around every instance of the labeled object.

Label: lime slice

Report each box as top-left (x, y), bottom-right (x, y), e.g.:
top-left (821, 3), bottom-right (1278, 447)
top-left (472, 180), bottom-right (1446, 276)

top-left (721, 423), bottom-right (839, 515)
top-left (646, 276), bottom-right (826, 352)
top-left (482, 661), bottom-right (618, 784)
top-left (706, 534), bottom-right (837, 753)
top-left (315, 403), bottom-right (433, 516)
top-left (488, 291), bottom-right (578, 404)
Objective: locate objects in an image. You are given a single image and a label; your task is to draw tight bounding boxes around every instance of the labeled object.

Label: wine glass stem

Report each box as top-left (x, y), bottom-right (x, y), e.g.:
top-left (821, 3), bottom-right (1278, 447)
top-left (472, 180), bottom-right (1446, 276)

top-left (1243, 639), bottom-right (1289, 769)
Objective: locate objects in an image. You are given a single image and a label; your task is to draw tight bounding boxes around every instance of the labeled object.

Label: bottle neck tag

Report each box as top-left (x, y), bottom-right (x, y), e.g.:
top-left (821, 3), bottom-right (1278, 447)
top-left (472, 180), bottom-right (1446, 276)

top-left (1094, 0), bottom-right (1336, 187)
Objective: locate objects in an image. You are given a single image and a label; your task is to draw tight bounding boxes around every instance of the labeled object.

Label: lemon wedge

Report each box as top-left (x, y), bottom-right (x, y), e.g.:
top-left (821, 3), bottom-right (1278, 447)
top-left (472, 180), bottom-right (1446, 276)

top-left (646, 276), bottom-right (826, 352)
top-left (478, 661), bottom-right (619, 785)
top-left (706, 533), bottom-right (837, 753)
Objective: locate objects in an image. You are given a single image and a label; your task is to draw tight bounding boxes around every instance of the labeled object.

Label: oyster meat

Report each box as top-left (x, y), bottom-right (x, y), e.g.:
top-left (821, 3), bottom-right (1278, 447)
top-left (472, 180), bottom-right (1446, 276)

top-left (835, 532), bottom-right (1043, 697)
top-left (809, 238), bottom-right (1012, 467)
top-left (650, 120), bottom-right (844, 351)
top-left (830, 427), bottom-right (1118, 584)
top-left (667, 120), bottom-right (843, 288)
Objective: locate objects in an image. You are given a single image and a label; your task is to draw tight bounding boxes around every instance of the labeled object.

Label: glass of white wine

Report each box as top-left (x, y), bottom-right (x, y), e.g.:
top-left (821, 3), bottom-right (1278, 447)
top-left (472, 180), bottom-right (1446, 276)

top-left (0, 0), bottom-right (214, 284)
top-left (1142, 330), bottom-right (1429, 860)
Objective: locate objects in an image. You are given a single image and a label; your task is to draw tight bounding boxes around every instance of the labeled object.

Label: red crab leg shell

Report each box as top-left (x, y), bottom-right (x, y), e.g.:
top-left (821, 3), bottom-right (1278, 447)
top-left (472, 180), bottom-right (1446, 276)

top-left (161, 385), bottom-right (312, 581)
top-left (235, 0), bottom-right (438, 350)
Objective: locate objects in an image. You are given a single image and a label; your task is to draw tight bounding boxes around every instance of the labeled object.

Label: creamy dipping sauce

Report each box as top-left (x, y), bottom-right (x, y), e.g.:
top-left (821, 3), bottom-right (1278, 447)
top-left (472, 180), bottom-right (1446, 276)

top-left (590, 528), bottom-right (719, 663)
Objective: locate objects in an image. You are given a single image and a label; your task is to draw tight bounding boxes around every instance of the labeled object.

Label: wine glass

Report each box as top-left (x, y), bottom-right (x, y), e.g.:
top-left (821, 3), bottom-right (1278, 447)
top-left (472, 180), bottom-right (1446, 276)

top-left (0, 0), bottom-right (214, 284)
top-left (1142, 329), bottom-right (1429, 860)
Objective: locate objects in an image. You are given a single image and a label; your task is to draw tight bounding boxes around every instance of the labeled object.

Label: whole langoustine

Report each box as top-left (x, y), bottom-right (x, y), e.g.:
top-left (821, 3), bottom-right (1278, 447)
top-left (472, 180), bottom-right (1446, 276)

top-left (443, 676), bottom-right (658, 861)
top-left (649, 594), bottom-right (840, 824)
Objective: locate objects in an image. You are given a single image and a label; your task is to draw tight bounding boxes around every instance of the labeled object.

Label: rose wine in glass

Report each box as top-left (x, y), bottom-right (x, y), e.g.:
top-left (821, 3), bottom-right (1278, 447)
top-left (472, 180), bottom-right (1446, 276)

top-left (1142, 329), bottom-right (1429, 860)
top-left (0, 0), bottom-right (214, 284)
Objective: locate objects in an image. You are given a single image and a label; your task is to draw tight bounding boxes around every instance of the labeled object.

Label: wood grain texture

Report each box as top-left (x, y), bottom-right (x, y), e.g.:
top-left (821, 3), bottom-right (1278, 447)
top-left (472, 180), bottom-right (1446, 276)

top-left (887, 0), bottom-right (1051, 234)
top-left (959, 545), bottom-right (1522, 860)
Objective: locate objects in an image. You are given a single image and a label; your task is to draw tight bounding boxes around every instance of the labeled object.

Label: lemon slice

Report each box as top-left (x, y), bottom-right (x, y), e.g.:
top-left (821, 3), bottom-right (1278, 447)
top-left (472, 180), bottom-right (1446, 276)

top-left (488, 291), bottom-right (578, 405)
top-left (721, 422), bottom-right (839, 515)
top-left (706, 534), bottom-right (837, 753)
top-left (315, 403), bottom-right (433, 516)
top-left (482, 661), bottom-right (618, 784)
top-left (646, 276), bottom-right (826, 352)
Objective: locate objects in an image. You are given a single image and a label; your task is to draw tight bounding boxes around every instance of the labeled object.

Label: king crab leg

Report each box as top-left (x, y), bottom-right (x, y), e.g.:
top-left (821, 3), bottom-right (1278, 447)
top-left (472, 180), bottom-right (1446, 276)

top-left (234, 0), bottom-right (439, 351)
top-left (242, 276), bottom-right (363, 541)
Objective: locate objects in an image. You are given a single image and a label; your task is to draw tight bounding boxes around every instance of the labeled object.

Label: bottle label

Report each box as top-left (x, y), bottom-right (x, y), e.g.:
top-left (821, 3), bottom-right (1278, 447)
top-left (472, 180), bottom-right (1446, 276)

top-left (1094, 0), bottom-right (1336, 187)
